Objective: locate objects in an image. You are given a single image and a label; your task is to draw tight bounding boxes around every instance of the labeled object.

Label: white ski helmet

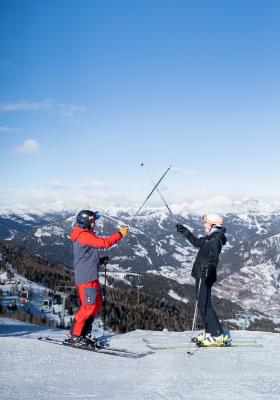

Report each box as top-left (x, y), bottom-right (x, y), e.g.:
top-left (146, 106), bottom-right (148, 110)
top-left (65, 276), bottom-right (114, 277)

top-left (202, 214), bottom-right (224, 226)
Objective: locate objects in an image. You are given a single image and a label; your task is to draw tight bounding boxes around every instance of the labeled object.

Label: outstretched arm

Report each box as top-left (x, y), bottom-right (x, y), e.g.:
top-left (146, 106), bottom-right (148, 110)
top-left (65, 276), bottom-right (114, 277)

top-left (176, 224), bottom-right (205, 248)
top-left (78, 231), bottom-right (123, 249)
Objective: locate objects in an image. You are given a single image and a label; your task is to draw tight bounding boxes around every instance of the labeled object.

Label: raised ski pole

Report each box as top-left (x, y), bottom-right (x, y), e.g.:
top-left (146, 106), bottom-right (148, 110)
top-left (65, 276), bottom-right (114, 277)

top-left (129, 165), bottom-right (172, 227)
top-left (187, 278), bottom-right (202, 356)
top-left (140, 163), bottom-right (174, 220)
top-left (103, 265), bottom-right (107, 336)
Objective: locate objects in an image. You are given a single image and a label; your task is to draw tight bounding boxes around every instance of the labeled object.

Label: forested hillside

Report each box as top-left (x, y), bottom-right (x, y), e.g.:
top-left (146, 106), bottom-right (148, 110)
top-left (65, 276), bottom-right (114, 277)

top-left (1, 240), bottom-right (277, 332)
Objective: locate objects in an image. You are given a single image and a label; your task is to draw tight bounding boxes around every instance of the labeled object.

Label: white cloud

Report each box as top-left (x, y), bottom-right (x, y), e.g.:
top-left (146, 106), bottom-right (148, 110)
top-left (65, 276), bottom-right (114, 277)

top-left (0, 100), bottom-right (87, 116)
top-left (0, 126), bottom-right (19, 132)
top-left (79, 181), bottom-right (109, 190)
top-left (48, 180), bottom-right (109, 191)
top-left (0, 100), bottom-right (53, 112)
top-left (57, 104), bottom-right (88, 117)
top-left (49, 180), bottom-right (66, 189)
top-left (187, 197), bottom-right (234, 214)
top-left (172, 167), bottom-right (199, 176)
top-left (15, 139), bottom-right (41, 154)
top-left (0, 188), bottom-right (121, 209)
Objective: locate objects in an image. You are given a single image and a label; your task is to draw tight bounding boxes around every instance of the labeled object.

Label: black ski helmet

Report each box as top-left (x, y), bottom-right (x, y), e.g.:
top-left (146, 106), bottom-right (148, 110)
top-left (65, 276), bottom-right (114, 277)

top-left (76, 210), bottom-right (100, 229)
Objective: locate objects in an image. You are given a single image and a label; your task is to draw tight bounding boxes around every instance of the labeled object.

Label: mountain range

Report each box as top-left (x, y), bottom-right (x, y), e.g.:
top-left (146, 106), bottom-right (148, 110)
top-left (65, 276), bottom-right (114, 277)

top-left (0, 198), bottom-right (280, 328)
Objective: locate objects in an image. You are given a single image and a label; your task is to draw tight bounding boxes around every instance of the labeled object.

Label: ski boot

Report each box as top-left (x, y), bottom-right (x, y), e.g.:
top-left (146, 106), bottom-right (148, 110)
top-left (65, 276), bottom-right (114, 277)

top-left (222, 330), bottom-right (232, 346)
top-left (85, 334), bottom-right (108, 349)
top-left (191, 332), bottom-right (211, 343)
top-left (67, 335), bottom-right (88, 348)
top-left (197, 331), bottom-right (232, 347)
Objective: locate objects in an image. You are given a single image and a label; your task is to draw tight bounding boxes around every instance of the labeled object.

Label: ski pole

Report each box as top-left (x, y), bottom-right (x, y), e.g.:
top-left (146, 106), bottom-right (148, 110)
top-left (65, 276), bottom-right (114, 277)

top-left (103, 265), bottom-right (107, 336)
top-left (140, 163), bottom-right (174, 219)
top-left (187, 278), bottom-right (202, 356)
top-left (129, 165), bottom-right (172, 227)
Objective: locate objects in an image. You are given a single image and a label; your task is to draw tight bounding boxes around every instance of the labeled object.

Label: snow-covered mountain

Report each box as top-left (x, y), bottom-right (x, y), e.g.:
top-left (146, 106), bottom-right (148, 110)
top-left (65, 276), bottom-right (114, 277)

top-left (1, 199), bottom-right (280, 324)
top-left (0, 316), bottom-right (280, 400)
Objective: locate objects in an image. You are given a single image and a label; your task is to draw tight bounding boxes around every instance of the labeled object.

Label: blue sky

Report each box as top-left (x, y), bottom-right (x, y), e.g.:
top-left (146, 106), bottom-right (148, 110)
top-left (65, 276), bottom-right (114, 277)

top-left (0, 0), bottom-right (280, 207)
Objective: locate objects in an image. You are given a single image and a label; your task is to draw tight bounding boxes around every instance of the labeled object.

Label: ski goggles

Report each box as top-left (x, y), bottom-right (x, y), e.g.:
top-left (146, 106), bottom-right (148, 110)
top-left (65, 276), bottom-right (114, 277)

top-left (94, 211), bottom-right (100, 220)
top-left (87, 211), bottom-right (100, 222)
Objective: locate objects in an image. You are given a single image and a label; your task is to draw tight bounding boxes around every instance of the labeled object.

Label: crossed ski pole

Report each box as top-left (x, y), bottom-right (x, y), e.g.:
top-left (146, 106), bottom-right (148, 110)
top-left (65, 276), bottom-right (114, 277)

top-left (140, 163), bottom-right (175, 220)
top-left (101, 167), bottom-right (171, 334)
top-left (99, 164), bottom-right (173, 336)
top-left (102, 165), bottom-right (172, 335)
top-left (128, 165), bottom-right (172, 228)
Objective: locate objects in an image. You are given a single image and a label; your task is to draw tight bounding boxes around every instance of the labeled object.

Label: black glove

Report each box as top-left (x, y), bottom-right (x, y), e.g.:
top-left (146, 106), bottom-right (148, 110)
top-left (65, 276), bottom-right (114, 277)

top-left (100, 256), bottom-right (110, 265)
top-left (205, 265), bottom-right (217, 287)
top-left (176, 223), bottom-right (188, 234)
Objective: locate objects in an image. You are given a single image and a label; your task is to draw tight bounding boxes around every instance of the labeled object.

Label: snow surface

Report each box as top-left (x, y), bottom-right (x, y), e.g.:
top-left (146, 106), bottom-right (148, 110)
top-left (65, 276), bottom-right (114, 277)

top-left (1, 317), bottom-right (279, 400)
top-left (34, 226), bottom-right (65, 238)
top-left (148, 266), bottom-right (193, 285)
top-left (168, 289), bottom-right (188, 304)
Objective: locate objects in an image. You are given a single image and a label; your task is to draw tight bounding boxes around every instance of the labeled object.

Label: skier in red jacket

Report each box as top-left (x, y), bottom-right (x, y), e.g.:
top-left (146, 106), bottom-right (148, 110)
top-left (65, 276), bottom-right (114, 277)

top-left (68, 210), bottom-right (128, 347)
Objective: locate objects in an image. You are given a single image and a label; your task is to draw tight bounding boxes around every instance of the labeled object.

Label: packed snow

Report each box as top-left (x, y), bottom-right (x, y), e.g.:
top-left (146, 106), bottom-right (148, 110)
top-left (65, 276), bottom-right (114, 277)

top-left (0, 317), bottom-right (280, 400)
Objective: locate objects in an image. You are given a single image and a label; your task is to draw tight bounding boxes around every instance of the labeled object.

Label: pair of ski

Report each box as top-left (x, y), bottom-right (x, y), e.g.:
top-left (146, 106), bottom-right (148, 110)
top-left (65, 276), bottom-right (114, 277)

top-left (143, 338), bottom-right (264, 350)
top-left (38, 336), bottom-right (154, 359)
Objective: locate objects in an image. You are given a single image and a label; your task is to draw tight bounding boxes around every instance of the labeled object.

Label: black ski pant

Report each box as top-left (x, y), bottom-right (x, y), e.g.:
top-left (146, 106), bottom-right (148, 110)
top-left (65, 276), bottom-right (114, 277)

top-left (196, 278), bottom-right (224, 337)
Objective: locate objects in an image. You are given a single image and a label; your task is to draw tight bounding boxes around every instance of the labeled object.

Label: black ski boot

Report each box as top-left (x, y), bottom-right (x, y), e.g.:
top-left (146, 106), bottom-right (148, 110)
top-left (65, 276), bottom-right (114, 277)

top-left (85, 334), bottom-right (108, 349)
top-left (68, 335), bottom-right (88, 348)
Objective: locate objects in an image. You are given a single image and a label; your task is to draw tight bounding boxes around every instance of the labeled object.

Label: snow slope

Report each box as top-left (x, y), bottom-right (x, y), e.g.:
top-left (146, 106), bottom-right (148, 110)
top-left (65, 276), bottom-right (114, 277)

top-left (0, 317), bottom-right (279, 400)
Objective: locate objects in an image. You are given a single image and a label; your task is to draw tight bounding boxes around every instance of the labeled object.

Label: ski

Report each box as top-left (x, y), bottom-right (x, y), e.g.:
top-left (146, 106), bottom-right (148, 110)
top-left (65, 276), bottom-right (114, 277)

top-left (196, 343), bottom-right (264, 349)
top-left (143, 341), bottom-right (263, 351)
top-left (38, 336), bottom-right (154, 359)
top-left (142, 338), bottom-right (262, 349)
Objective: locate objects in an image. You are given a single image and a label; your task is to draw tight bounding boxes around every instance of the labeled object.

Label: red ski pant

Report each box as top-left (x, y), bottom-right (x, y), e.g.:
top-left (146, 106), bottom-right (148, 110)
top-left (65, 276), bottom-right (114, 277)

top-left (72, 280), bottom-right (102, 336)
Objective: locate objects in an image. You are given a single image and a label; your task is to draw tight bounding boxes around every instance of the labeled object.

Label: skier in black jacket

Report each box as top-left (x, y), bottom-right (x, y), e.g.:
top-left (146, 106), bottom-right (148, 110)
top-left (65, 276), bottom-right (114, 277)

top-left (176, 214), bottom-right (228, 346)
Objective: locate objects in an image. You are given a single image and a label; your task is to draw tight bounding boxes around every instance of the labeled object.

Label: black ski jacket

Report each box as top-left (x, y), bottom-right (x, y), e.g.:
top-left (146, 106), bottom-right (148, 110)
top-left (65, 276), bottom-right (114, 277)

top-left (179, 226), bottom-right (227, 285)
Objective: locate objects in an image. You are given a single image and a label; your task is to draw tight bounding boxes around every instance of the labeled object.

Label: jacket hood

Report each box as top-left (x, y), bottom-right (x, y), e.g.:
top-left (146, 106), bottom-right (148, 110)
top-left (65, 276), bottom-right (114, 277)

top-left (209, 226), bottom-right (227, 245)
top-left (70, 226), bottom-right (91, 242)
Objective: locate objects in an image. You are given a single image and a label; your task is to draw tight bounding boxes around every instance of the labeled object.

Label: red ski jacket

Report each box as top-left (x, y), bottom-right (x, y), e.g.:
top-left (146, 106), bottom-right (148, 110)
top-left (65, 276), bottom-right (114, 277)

top-left (70, 226), bottom-right (122, 284)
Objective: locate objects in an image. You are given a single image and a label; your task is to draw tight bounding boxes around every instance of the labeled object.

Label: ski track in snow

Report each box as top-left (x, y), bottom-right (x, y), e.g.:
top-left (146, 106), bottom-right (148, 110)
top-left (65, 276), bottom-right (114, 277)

top-left (0, 318), bottom-right (280, 400)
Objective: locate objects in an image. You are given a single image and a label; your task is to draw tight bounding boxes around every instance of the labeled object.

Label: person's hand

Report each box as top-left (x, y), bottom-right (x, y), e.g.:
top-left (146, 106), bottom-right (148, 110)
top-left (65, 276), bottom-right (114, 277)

top-left (100, 256), bottom-right (110, 265)
top-left (176, 223), bottom-right (187, 234)
top-left (120, 226), bottom-right (129, 238)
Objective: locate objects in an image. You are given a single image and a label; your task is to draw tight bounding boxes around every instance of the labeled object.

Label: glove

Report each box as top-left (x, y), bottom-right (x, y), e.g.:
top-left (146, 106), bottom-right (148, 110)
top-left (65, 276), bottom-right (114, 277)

top-left (120, 226), bottom-right (129, 238)
top-left (100, 256), bottom-right (110, 265)
top-left (205, 265), bottom-right (217, 287)
top-left (176, 223), bottom-right (188, 234)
